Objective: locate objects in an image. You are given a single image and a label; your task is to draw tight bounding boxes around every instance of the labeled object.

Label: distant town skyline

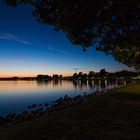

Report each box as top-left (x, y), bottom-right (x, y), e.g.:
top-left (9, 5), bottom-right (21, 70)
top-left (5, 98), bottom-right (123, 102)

top-left (0, 1), bottom-right (134, 77)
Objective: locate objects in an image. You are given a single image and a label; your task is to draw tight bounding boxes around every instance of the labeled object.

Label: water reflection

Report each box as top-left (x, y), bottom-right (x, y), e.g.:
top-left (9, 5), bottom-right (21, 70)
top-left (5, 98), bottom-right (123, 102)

top-left (52, 80), bottom-right (62, 87)
top-left (0, 80), bottom-right (126, 116)
top-left (88, 80), bottom-right (94, 89)
top-left (73, 80), bottom-right (89, 90)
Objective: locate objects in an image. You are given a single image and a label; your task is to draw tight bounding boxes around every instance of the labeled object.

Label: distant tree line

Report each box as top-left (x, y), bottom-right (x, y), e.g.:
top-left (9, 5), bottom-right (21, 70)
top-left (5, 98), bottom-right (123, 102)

top-left (0, 70), bottom-right (139, 81)
top-left (72, 69), bottom-right (139, 80)
top-left (36, 74), bottom-right (62, 81)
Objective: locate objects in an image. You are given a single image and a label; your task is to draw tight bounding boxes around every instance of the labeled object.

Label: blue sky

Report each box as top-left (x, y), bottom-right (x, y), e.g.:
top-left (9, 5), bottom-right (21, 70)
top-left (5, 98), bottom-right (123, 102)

top-left (0, 1), bottom-right (133, 77)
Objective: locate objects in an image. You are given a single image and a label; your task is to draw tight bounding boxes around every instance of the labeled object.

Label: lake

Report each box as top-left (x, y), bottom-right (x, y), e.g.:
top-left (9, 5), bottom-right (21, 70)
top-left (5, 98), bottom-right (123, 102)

top-left (0, 80), bottom-right (125, 116)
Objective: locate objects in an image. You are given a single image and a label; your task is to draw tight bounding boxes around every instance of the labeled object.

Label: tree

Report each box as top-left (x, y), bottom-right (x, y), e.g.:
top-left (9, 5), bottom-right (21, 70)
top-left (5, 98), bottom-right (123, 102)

top-left (77, 72), bottom-right (83, 80)
top-left (99, 68), bottom-right (108, 77)
top-left (88, 71), bottom-right (95, 79)
top-left (37, 74), bottom-right (51, 80)
top-left (4, 0), bottom-right (140, 69)
top-left (73, 73), bottom-right (78, 80)
top-left (81, 73), bottom-right (88, 81)
top-left (53, 74), bottom-right (62, 79)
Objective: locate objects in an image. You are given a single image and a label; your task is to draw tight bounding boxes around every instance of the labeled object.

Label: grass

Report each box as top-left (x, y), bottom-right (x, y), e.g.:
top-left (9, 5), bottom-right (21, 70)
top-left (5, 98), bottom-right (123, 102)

top-left (0, 82), bottom-right (140, 140)
top-left (114, 82), bottom-right (140, 94)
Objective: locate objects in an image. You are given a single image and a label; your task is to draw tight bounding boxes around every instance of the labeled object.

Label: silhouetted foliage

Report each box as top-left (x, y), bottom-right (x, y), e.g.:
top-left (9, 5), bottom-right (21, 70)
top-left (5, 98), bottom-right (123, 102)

top-left (99, 68), bottom-right (108, 77)
top-left (81, 73), bottom-right (88, 81)
top-left (114, 70), bottom-right (139, 79)
top-left (77, 72), bottom-right (83, 80)
top-left (37, 74), bottom-right (51, 81)
top-left (12, 76), bottom-right (19, 80)
top-left (4, 0), bottom-right (140, 69)
top-left (71, 69), bottom-right (139, 80)
top-left (73, 73), bottom-right (78, 80)
top-left (88, 71), bottom-right (95, 79)
top-left (53, 74), bottom-right (62, 79)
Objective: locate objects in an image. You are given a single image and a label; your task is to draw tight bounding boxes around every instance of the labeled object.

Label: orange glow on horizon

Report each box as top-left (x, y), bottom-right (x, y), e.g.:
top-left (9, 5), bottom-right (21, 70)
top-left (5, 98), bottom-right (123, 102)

top-left (0, 71), bottom-right (73, 78)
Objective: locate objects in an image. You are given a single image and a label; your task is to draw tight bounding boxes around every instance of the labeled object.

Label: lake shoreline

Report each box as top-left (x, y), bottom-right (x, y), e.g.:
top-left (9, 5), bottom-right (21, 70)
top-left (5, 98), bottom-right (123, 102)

top-left (0, 85), bottom-right (123, 127)
top-left (0, 79), bottom-right (125, 116)
top-left (0, 82), bottom-right (140, 139)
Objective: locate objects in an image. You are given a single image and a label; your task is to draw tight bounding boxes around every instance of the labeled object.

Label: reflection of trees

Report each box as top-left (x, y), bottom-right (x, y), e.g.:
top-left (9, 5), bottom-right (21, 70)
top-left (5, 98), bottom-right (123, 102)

top-left (53, 79), bottom-right (59, 87)
top-left (117, 80), bottom-right (126, 85)
top-left (100, 80), bottom-right (106, 89)
top-left (94, 79), bottom-right (100, 86)
top-left (108, 79), bottom-right (116, 85)
top-left (37, 80), bottom-right (49, 86)
top-left (88, 80), bottom-right (94, 89)
top-left (107, 79), bottom-right (127, 87)
top-left (73, 80), bottom-right (88, 90)
top-left (52, 79), bottom-right (62, 87)
top-left (73, 80), bottom-right (83, 90)
top-left (73, 80), bottom-right (78, 89)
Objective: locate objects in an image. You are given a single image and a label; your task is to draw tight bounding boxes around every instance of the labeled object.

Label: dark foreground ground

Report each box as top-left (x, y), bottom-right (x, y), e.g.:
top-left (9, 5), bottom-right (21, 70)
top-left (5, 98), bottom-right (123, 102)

top-left (0, 82), bottom-right (140, 140)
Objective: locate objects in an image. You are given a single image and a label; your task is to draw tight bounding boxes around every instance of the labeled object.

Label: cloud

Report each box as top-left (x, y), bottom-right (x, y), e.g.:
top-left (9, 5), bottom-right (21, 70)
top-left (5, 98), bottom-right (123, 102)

top-left (0, 33), bottom-right (31, 45)
top-left (47, 46), bottom-right (67, 54)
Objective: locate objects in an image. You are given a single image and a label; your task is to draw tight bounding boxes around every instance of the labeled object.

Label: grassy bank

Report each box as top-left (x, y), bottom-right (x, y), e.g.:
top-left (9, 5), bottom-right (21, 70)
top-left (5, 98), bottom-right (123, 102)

top-left (114, 82), bottom-right (140, 94)
top-left (0, 82), bottom-right (140, 140)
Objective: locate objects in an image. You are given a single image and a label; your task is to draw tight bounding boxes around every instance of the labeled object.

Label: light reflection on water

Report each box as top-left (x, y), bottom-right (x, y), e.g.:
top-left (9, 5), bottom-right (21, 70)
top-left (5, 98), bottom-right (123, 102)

top-left (0, 80), bottom-right (125, 116)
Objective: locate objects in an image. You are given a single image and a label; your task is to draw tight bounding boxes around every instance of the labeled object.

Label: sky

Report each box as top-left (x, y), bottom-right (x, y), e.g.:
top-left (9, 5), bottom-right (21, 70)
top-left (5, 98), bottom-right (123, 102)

top-left (0, 1), bottom-right (134, 77)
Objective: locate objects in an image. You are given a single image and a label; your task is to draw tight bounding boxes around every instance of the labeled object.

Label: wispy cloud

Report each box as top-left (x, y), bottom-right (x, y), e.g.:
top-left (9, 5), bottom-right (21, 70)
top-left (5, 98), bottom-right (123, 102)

top-left (0, 33), bottom-right (31, 45)
top-left (48, 46), bottom-right (67, 54)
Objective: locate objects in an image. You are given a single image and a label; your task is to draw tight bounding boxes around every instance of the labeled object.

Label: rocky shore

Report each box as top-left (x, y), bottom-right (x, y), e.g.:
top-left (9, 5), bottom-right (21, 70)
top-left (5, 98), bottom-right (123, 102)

top-left (0, 87), bottom-right (116, 127)
top-left (0, 82), bottom-right (140, 140)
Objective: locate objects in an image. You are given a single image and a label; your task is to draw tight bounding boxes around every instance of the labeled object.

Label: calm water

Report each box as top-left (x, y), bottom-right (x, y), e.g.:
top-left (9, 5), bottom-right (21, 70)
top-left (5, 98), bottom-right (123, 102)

top-left (0, 80), bottom-right (125, 116)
